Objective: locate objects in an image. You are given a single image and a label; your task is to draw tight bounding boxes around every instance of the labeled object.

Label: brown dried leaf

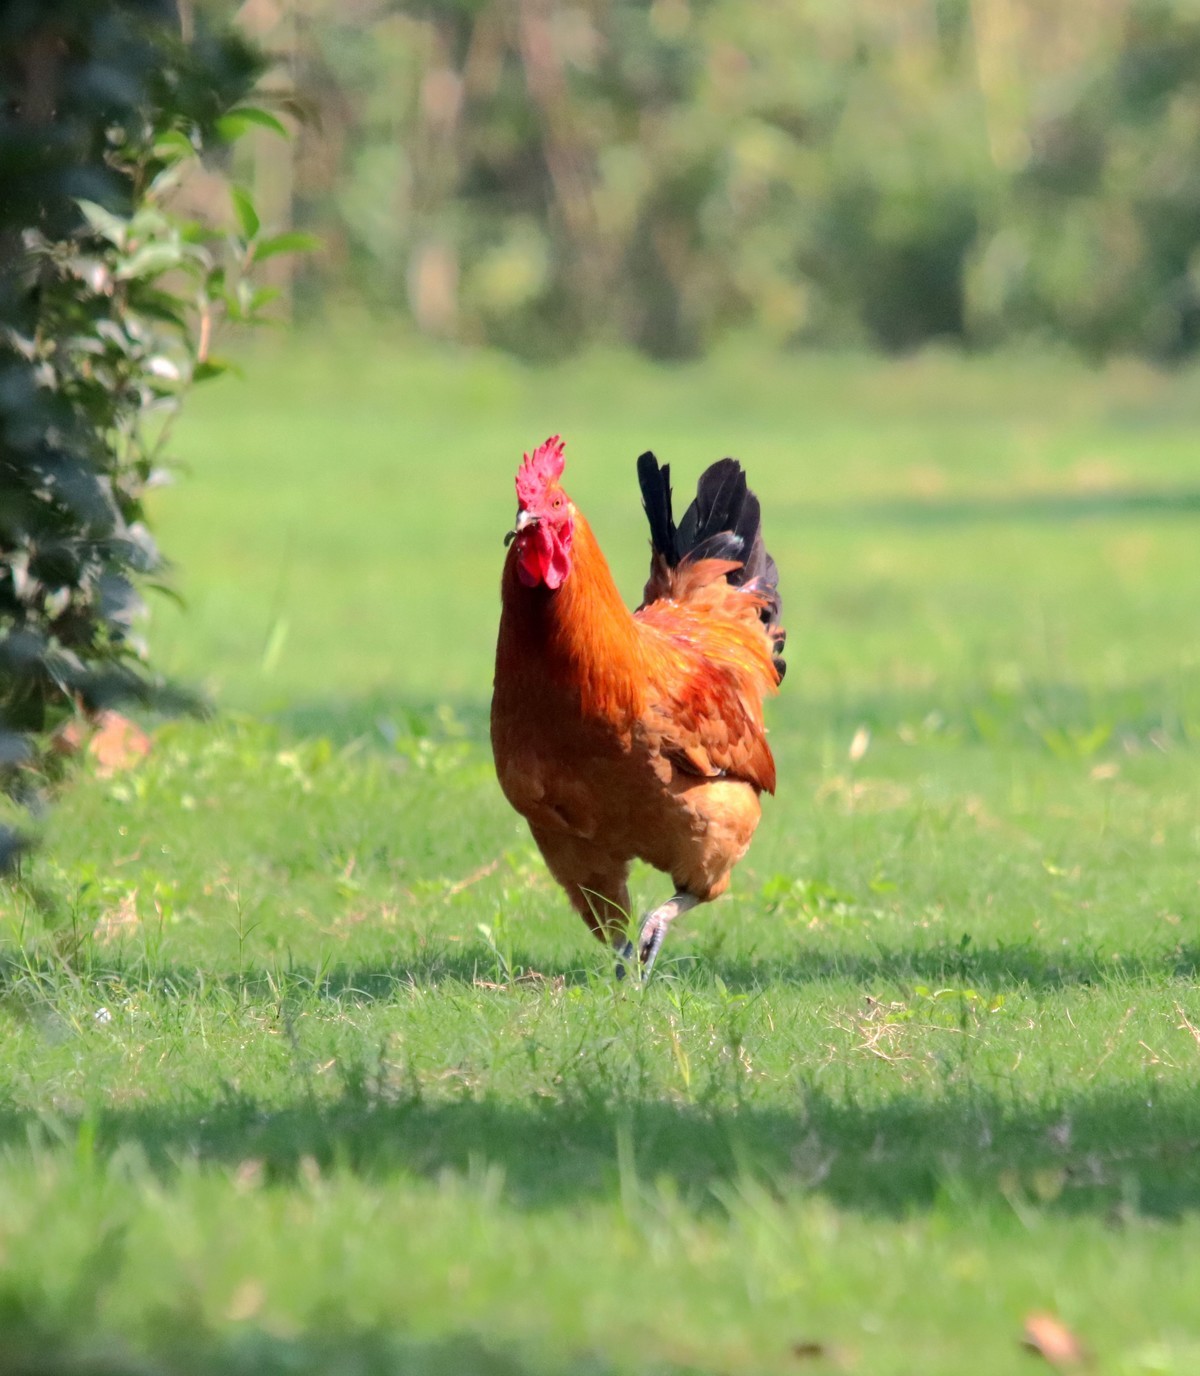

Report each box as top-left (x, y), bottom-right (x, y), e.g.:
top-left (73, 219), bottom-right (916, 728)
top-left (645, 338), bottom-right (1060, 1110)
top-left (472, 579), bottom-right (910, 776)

top-left (88, 711), bottom-right (151, 777)
top-left (1022, 1312), bottom-right (1089, 1367)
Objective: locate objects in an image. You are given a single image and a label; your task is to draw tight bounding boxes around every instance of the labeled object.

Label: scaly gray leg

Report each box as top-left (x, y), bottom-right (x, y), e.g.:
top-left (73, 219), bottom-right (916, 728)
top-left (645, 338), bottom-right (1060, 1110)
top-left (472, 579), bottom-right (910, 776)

top-left (615, 892), bottom-right (699, 980)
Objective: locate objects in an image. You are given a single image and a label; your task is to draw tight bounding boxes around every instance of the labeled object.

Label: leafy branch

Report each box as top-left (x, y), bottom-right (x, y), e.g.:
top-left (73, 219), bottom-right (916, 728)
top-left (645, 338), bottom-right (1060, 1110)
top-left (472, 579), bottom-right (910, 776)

top-left (0, 7), bottom-right (316, 866)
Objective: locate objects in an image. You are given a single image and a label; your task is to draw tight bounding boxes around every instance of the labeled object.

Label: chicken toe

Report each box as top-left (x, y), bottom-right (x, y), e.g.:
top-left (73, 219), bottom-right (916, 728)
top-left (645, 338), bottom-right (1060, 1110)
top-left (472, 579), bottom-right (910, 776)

top-left (617, 892), bottom-right (699, 979)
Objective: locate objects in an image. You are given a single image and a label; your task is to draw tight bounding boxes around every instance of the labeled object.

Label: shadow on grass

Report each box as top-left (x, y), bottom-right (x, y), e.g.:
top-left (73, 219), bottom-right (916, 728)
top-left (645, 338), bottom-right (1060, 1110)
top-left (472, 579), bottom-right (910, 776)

top-left (0, 1290), bottom-right (605, 1376)
top-left (686, 938), bottom-right (1200, 994)
top-left (4, 936), bottom-right (1198, 1004)
top-left (285, 935), bottom-right (1200, 1001)
top-left (1, 1074), bottom-right (1198, 1224)
top-left (2, 943), bottom-right (1200, 1223)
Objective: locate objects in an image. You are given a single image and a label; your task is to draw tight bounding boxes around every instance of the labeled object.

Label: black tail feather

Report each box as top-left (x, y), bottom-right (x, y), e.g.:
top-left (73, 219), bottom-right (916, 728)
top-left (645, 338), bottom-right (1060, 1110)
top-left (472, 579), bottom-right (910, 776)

top-left (676, 458), bottom-right (744, 556)
top-left (636, 451), bottom-right (677, 563)
top-left (637, 450), bottom-right (786, 680)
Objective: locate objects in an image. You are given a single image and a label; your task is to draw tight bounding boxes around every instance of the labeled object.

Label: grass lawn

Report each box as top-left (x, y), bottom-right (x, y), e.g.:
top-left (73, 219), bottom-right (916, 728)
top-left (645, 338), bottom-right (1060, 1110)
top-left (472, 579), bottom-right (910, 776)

top-left (4, 336), bottom-right (1200, 1374)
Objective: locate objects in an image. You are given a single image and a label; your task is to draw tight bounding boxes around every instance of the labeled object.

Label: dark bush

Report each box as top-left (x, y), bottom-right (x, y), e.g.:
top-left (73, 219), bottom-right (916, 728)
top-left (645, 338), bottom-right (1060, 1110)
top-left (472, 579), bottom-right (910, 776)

top-left (0, 2), bottom-right (307, 863)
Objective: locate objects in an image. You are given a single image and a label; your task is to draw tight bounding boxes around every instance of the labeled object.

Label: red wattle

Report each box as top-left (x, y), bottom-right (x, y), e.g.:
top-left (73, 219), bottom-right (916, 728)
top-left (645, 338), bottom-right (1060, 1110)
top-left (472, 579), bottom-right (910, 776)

top-left (515, 520), bottom-right (572, 589)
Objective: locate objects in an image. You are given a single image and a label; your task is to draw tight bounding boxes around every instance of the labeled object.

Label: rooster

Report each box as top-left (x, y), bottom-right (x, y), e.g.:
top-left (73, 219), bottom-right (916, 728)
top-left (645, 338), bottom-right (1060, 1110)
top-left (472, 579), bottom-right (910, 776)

top-left (491, 436), bottom-right (785, 975)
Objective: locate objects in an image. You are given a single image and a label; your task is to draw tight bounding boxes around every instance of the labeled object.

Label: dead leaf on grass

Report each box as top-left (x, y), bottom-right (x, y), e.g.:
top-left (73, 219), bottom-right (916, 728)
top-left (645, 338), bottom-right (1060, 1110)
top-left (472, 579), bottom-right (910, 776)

top-left (89, 711), bottom-right (152, 776)
top-left (50, 716), bottom-right (89, 757)
top-left (1022, 1312), bottom-right (1089, 1367)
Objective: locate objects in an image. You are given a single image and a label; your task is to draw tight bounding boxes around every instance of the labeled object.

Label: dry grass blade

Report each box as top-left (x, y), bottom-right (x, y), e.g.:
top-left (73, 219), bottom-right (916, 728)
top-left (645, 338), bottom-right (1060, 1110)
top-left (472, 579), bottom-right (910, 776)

top-left (92, 889), bottom-right (140, 944)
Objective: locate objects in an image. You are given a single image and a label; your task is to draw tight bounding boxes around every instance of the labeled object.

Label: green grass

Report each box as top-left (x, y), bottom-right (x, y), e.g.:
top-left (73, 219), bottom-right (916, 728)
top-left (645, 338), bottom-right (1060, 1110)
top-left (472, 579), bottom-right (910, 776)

top-left (5, 336), bottom-right (1200, 1374)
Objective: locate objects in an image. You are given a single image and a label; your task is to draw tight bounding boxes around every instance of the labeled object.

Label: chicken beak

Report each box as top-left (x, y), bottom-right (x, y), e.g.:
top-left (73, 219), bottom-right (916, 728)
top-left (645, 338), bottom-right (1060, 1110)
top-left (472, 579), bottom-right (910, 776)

top-left (504, 508), bottom-right (537, 546)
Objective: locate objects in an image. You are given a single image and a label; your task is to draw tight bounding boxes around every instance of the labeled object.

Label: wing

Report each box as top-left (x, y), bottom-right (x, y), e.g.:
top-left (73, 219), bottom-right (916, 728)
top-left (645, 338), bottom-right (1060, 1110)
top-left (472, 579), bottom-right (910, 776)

top-left (636, 585), bottom-right (778, 794)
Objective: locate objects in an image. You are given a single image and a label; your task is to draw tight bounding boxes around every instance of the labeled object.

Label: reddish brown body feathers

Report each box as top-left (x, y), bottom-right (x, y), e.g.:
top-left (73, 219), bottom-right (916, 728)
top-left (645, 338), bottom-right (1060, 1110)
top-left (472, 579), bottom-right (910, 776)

top-left (491, 443), bottom-right (784, 948)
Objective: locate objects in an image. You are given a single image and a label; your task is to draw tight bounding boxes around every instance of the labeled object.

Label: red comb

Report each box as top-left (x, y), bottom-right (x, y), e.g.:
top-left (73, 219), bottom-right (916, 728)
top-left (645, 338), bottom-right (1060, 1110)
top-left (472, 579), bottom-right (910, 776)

top-left (516, 435), bottom-right (565, 507)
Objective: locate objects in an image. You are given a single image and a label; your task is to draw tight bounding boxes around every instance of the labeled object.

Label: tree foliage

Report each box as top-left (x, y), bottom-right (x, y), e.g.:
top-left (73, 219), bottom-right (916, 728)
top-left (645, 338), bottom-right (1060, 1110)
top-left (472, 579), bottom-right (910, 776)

top-left (0, 1), bottom-right (304, 863)
top-left (258, 0), bottom-right (1200, 360)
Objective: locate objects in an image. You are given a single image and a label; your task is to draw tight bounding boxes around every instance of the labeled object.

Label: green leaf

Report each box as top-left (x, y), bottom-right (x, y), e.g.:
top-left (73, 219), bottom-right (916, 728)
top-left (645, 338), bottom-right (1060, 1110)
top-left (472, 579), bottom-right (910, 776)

top-left (116, 242), bottom-right (183, 280)
top-left (193, 357), bottom-right (242, 383)
top-left (146, 582), bottom-right (186, 609)
top-left (127, 206), bottom-right (172, 239)
top-left (153, 130), bottom-right (196, 163)
top-left (217, 106), bottom-right (288, 141)
top-left (147, 355), bottom-right (182, 382)
top-left (248, 286), bottom-right (282, 313)
top-left (179, 219), bottom-right (219, 245)
top-left (77, 200), bottom-right (128, 246)
top-left (252, 230), bottom-right (322, 263)
top-left (149, 163), bottom-right (188, 199)
top-left (231, 185), bottom-right (260, 240)
top-left (179, 240), bottom-right (214, 272)
top-left (132, 289), bottom-right (189, 328)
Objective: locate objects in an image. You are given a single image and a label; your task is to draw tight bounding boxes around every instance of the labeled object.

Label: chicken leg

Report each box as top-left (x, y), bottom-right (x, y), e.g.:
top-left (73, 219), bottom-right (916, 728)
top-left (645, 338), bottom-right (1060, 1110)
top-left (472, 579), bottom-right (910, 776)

top-left (616, 891), bottom-right (699, 979)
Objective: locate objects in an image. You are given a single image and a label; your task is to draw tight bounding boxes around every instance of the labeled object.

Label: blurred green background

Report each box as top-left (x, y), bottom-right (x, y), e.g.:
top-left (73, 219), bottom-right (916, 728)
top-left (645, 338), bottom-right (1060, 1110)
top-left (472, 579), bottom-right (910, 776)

top-left (213, 0), bottom-right (1200, 361)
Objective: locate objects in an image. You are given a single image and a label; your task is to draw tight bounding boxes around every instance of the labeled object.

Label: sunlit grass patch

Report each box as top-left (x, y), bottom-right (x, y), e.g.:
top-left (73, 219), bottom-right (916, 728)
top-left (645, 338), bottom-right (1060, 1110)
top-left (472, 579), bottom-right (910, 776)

top-left (3, 344), bottom-right (1200, 1373)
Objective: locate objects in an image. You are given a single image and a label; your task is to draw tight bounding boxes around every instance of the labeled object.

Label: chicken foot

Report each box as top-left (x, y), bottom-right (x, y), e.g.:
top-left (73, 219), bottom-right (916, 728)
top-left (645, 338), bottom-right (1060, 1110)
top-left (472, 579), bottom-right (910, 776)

top-left (616, 892), bottom-right (700, 980)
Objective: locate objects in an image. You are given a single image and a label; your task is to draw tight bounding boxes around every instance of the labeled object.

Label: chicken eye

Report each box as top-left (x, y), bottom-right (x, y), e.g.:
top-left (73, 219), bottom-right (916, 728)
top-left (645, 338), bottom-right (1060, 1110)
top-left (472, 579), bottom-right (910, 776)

top-left (553, 495), bottom-right (563, 509)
